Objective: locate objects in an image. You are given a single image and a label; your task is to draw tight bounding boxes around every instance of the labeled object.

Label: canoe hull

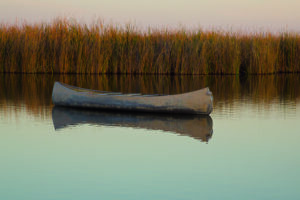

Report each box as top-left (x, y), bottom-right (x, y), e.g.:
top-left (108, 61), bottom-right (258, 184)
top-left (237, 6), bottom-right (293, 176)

top-left (52, 82), bottom-right (213, 115)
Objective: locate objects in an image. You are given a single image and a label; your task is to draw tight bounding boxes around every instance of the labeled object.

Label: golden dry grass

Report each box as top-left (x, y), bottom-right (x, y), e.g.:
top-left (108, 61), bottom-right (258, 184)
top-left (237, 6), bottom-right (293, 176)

top-left (0, 19), bottom-right (300, 74)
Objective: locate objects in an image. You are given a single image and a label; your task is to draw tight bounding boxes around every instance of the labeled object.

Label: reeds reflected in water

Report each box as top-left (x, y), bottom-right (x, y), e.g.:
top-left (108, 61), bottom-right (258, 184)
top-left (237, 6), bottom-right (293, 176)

top-left (0, 74), bottom-right (300, 118)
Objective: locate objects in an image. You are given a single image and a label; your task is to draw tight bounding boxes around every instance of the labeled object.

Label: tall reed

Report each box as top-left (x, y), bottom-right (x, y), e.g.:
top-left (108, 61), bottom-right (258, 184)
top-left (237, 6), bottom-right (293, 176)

top-left (0, 19), bottom-right (299, 74)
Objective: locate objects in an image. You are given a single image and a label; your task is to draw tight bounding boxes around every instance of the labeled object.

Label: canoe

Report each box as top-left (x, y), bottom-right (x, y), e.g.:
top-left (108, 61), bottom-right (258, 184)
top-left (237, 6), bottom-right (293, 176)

top-left (52, 107), bottom-right (213, 142)
top-left (52, 82), bottom-right (213, 115)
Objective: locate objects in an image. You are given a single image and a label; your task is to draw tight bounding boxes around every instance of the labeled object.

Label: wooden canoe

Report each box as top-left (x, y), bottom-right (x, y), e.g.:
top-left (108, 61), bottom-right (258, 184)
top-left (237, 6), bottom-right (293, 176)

top-left (52, 107), bottom-right (213, 142)
top-left (52, 82), bottom-right (213, 115)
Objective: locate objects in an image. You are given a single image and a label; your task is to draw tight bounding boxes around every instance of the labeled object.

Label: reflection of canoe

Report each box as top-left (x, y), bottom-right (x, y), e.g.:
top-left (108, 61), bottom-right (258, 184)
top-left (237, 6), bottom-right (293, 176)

top-left (52, 82), bottom-right (213, 115)
top-left (52, 107), bottom-right (213, 142)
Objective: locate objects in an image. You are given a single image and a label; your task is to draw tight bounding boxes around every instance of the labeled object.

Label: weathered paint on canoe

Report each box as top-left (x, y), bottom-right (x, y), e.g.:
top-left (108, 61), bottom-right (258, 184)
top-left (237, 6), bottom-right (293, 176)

top-left (52, 106), bottom-right (213, 142)
top-left (52, 82), bottom-right (213, 115)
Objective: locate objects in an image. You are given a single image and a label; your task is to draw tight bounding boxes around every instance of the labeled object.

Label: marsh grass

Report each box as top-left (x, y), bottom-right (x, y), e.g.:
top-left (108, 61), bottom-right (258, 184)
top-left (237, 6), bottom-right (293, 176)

top-left (0, 19), bottom-right (299, 74)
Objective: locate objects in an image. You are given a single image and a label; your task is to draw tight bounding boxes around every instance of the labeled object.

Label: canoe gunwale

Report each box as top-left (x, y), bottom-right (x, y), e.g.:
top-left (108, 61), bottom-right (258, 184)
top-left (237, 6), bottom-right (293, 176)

top-left (59, 82), bottom-right (167, 97)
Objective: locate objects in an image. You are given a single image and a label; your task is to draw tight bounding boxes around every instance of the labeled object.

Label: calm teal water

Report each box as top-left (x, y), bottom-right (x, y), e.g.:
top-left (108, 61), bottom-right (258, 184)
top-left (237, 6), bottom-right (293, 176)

top-left (0, 74), bottom-right (300, 200)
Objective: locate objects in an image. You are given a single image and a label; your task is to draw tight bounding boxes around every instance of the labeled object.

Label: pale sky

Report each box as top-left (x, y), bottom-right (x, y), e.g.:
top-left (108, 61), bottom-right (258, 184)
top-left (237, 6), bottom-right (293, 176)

top-left (0, 0), bottom-right (299, 32)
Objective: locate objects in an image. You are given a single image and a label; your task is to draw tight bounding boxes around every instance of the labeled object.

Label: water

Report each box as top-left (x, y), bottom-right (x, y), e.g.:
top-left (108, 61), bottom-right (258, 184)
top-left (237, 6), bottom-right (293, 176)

top-left (0, 74), bottom-right (300, 200)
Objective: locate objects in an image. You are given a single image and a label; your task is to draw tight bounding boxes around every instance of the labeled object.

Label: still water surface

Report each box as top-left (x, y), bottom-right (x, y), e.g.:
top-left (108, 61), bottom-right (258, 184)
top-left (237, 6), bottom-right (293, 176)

top-left (0, 74), bottom-right (300, 200)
